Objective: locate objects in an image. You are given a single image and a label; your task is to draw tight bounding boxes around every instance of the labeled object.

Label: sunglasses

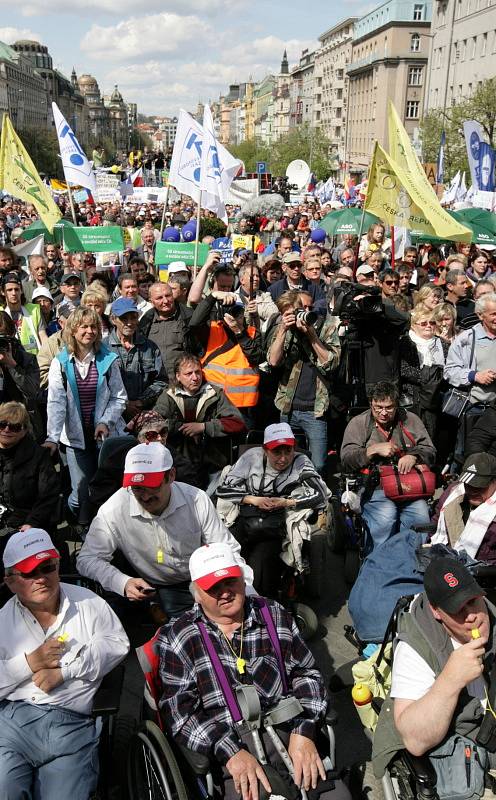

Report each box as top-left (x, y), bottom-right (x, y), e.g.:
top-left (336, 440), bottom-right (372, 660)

top-left (383, 280), bottom-right (399, 286)
top-left (11, 562), bottom-right (58, 580)
top-left (144, 428), bottom-right (168, 442)
top-left (416, 320), bottom-right (435, 327)
top-left (0, 421), bottom-right (24, 432)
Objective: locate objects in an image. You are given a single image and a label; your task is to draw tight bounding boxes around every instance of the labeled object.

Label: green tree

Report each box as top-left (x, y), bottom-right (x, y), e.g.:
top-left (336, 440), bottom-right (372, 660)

top-left (420, 78), bottom-right (496, 180)
top-left (229, 125), bottom-right (332, 180)
top-left (18, 127), bottom-right (62, 178)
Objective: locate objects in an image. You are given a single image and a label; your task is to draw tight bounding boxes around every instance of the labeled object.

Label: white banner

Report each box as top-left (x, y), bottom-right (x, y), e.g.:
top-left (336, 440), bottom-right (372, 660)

top-left (95, 173), bottom-right (120, 203)
top-left (473, 190), bottom-right (496, 211)
top-left (225, 178), bottom-right (259, 206)
top-left (52, 102), bottom-right (96, 194)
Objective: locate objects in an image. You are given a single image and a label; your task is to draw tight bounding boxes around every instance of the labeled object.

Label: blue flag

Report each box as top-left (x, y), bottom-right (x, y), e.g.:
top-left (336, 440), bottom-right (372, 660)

top-left (478, 142), bottom-right (495, 191)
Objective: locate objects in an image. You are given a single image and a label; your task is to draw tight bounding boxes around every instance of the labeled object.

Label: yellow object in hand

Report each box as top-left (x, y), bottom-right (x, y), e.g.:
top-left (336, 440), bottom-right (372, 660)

top-left (57, 633), bottom-right (69, 643)
top-left (471, 628), bottom-right (480, 640)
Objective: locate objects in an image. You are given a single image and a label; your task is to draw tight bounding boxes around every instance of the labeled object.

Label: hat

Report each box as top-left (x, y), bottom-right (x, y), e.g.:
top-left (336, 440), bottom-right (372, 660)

top-left (2, 271), bottom-right (22, 286)
top-left (3, 528), bottom-right (59, 573)
top-left (424, 556), bottom-right (485, 614)
top-left (356, 264), bottom-right (375, 277)
top-left (167, 261), bottom-right (189, 275)
top-left (459, 453), bottom-right (496, 490)
top-left (56, 302), bottom-right (73, 320)
top-left (32, 286), bottom-right (54, 303)
top-left (189, 543), bottom-right (243, 591)
top-left (60, 272), bottom-right (82, 285)
top-left (282, 252), bottom-right (302, 265)
top-left (263, 422), bottom-right (296, 450)
top-left (123, 442), bottom-right (173, 488)
top-left (111, 297), bottom-right (139, 317)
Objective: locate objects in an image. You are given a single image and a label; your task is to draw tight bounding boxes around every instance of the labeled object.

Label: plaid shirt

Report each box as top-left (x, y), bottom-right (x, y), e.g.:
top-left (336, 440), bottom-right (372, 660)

top-left (158, 597), bottom-right (327, 764)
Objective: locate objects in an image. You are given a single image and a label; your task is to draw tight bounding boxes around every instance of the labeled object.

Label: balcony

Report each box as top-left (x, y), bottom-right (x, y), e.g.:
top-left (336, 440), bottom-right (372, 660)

top-left (347, 49), bottom-right (426, 75)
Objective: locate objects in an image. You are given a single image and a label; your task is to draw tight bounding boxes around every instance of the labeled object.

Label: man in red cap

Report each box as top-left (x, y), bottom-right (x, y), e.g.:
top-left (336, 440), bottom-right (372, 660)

top-left (0, 528), bottom-right (129, 799)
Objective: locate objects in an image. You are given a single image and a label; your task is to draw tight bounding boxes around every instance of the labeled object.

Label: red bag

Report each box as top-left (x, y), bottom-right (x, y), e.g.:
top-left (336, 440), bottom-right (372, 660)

top-left (379, 464), bottom-right (436, 503)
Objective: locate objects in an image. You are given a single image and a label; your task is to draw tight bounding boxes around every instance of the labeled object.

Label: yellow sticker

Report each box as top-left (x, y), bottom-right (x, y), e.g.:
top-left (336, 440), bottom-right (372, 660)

top-left (57, 633), bottom-right (69, 643)
top-left (157, 549), bottom-right (164, 564)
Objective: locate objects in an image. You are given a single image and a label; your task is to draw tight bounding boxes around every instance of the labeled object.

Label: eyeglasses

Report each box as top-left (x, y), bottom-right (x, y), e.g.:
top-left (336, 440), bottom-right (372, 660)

top-left (372, 403), bottom-right (396, 413)
top-left (416, 320), bottom-right (435, 327)
top-left (0, 421), bottom-right (24, 432)
top-left (144, 428), bottom-right (168, 442)
top-left (383, 280), bottom-right (399, 286)
top-left (10, 562), bottom-right (58, 580)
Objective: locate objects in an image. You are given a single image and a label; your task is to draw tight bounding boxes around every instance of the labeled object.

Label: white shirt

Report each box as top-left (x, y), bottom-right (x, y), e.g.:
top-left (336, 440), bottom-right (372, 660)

top-left (0, 583), bottom-right (129, 715)
top-left (77, 482), bottom-right (253, 596)
top-left (74, 350), bottom-right (95, 380)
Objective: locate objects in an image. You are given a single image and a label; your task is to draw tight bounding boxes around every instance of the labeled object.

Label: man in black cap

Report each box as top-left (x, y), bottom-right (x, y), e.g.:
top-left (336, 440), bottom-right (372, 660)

top-left (57, 272), bottom-right (82, 315)
top-left (430, 453), bottom-right (496, 564)
top-left (380, 557), bottom-right (496, 790)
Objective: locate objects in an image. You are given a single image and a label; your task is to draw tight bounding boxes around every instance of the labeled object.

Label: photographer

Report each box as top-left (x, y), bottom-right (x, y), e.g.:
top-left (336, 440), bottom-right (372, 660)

top-left (188, 290), bottom-right (262, 429)
top-left (0, 311), bottom-right (43, 440)
top-left (187, 251), bottom-right (234, 306)
top-left (267, 290), bottom-right (340, 474)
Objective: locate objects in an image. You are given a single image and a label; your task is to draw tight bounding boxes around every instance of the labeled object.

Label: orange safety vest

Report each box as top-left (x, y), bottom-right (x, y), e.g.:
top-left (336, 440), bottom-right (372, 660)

top-left (201, 321), bottom-right (260, 408)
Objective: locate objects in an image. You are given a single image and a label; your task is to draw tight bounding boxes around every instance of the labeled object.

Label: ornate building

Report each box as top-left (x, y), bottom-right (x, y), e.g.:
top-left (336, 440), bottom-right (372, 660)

top-left (105, 85), bottom-right (129, 155)
top-left (0, 41), bottom-right (48, 131)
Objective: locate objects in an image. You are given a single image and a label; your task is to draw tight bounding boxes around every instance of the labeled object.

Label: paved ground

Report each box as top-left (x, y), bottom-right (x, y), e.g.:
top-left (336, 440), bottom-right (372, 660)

top-left (114, 550), bottom-right (383, 799)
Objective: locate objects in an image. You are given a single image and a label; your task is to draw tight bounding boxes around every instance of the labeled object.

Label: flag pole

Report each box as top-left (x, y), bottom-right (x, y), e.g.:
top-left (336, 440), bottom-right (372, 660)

top-left (159, 184), bottom-right (170, 238)
top-left (193, 192), bottom-right (202, 280)
top-left (67, 184), bottom-right (78, 226)
top-left (390, 225), bottom-right (395, 269)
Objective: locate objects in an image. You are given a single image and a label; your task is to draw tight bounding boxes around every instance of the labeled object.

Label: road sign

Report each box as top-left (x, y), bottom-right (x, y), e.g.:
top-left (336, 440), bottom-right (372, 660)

top-left (256, 161), bottom-right (267, 175)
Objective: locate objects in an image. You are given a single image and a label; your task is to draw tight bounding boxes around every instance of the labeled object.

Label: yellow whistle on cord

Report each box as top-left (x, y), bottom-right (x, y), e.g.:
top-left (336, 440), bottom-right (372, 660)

top-left (471, 628), bottom-right (481, 640)
top-left (57, 633), bottom-right (69, 643)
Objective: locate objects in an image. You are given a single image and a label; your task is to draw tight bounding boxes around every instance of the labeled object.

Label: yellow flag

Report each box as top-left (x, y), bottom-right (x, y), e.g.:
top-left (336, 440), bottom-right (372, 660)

top-left (50, 179), bottom-right (68, 191)
top-left (0, 115), bottom-right (61, 233)
top-left (388, 101), bottom-right (437, 200)
top-left (365, 141), bottom-right (471, 242)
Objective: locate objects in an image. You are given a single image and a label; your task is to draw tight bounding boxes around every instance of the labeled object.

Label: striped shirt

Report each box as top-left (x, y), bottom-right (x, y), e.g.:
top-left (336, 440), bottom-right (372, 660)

top-left (75, 359), bottom-right (98, 429)
top-left (158, 597), bottom-right (327, 764)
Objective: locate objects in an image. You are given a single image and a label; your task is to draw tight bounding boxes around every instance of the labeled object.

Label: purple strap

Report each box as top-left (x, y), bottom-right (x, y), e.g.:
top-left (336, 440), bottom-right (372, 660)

top-left (254, 598), bottom-right (289, 695)
top-left (197, 620), bottom-right (242, 722)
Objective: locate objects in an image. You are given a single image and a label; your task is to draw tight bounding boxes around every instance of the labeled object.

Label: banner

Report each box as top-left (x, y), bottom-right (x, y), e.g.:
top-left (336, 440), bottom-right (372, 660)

top-left (463, 120), bottom-right (485, 190)
top-left (436, 131), bottom-right (446, 184)
top-left (95, 173), bottom-right (120, 203)
top-left (13, 234), bottom-right (45, 261)
top-left (155, 241), bottom-right (209, 267)
top-left (212, 236), bottom-right (234, 264)
top-left (388, 101), bottom-right (437, 200)
top-left (63, 225), bottom-right (124, 253)
top-left (231, 233), bottom-right (261, 252)
top-left (169, 109), bottom-right (240, 218)
top-left (478, 142), bottom-right (495, 192)
top-left (365, 142), bottom-right (472, 242)
top-left (0, 115), bottom-right (61, 233)
top-left (473, 190), bottom-right (496, 211)
top-left (225, 178), bottom-right (259, 206)
top-left (52, 102), bottom-right (96, 194)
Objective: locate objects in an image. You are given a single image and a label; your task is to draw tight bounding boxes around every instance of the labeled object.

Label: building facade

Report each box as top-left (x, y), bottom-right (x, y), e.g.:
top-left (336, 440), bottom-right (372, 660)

top-left (77, 74), bottom-right (111, 146)
top-left (273, 51), bottom-right (291, 140)
top-left (290, 49), bottom-right (315, 129)
top-left (0, 41), bottom-right (49, 132)
top-left (425, 0), bottom-right (496, 110)
top-left (104, 85), bottom-right (129, 155)
top-left (254, 75), bottom-right (275, 144)
top-left (346, 0), bottom-right (432, 176)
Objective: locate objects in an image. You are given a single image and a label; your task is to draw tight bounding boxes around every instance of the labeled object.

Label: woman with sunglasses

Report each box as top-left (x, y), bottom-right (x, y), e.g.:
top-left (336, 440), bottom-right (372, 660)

top-left (154, 353), bottom-right (247, 490)
top-left (0, 402), bottom-right (61, 571)
top-left (399, 306), bottom-right (449, 440)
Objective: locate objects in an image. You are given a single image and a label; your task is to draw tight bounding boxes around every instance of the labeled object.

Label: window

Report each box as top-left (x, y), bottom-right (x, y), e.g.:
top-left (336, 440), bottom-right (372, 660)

top-left (482, 32), bottom-right (487, 55)
top-left (471, 36), bottom-right (477, 58)
top-left (409, 66), bottom-right (423, 85)
top-left (413, 3), bottom-right (424, 19)
top-left (406, 100), bottom-right (420, 118)
top-left (410, 33), bottom-right (420, 51)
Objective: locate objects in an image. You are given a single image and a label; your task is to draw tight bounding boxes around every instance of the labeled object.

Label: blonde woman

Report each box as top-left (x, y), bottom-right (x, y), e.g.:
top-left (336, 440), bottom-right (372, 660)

top-left (44, 307), bottom-right (127, 516)
top-left (359, 222), bottom-right (391, 259)
top-left (432, 302), bottom-right (457, 343)
top-left (413, 284), bottom-right (444, 311)
top-left (399, 306), bottom-right (448, 438)
top-left (81, 286), bottom-right (111, 339)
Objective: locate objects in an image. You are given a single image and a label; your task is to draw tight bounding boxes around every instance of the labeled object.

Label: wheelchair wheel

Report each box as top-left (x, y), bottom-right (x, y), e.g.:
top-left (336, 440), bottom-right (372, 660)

top-left (127, 720), bottom-right (188, 800)
top-left (344, 548), bottom-right (360, 584)
top-left (294, 602), bottom-right (318, 640)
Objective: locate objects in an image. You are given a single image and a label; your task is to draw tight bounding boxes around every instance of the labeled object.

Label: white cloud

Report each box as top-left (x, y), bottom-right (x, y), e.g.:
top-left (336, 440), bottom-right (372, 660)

top-left (0, 26), bottom-right (41, 43)
top-left (81, 13), bottom-right (213, 61)
top-left (19, 0), bottom-right (239, 16)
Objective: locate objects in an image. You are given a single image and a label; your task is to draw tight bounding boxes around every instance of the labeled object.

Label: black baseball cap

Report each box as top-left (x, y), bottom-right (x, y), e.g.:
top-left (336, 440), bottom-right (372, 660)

top-left (2, 271), bottom-right (22, 286)
top-left (60, 272), bottom-right (82, 286)
top-left (424, 557), bottom-right (485, 614)
top-left (459, 453), bottom-right (496, 490)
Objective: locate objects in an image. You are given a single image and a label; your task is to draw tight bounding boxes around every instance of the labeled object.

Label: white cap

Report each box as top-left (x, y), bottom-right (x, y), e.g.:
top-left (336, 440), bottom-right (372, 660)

top-left (167, 261), bottom-right (189, 275)
top-left (32, 286), bottom-right (54, 302)
top-left (263, 422), bottom-right (296, 450)
top-left (189, 543), bottom-right (243, 590)
top-left (123, 442), bottom-right (173, 488)
top-left (356, 264), bottom-right (375, 277)
top-left (3, 529), bottom-right (59, 572)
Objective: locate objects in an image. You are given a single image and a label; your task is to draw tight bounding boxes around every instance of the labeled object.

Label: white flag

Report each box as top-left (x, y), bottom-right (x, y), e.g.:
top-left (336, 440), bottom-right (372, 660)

top-left (169, 109), bottom-right (240, 222)
top-left (52, 102), bottom-right (96, 194)
top-left (456, 172), bottom-right (467, 202)
top-left (13, 234), bottom-right (45, 261)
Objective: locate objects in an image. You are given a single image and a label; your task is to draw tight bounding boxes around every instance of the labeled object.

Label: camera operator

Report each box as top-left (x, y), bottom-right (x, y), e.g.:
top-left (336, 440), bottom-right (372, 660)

top-left (188, 291), bottom-right (262, 429)
top-left (267, 290), bottom-right (340, 474)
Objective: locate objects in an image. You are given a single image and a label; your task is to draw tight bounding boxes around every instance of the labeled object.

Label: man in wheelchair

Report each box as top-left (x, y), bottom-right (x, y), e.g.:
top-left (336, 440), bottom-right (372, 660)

top-left (0, 529), bottom-right (129, 799)
top-left (216, 423), bottom-right (329, 598)
top-left (158, 543), bottom-right (350, 800)
top-left (373, 557), bottom-right (496, 799)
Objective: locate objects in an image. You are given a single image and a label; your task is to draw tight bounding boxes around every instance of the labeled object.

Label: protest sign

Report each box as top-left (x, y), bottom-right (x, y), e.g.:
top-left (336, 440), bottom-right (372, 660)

top-left (95, 174), bottom-right (120, 202)
top-left (212, 236), bottom-right (234, 264)
top-left (473, 190), bottom-right (496, 211)
top-left (63, 225), bottom-right (124, 253)
top-left (131, 187), bottom-right (172, 203)
top-left (232, 234), bottom-right (261, 252)
top-left (155, 241), bottom-right (209, 266)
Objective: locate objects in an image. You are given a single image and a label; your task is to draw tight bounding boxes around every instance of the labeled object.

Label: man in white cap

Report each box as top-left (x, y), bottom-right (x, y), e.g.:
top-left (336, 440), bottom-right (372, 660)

top-left (0, 528), bottom-right (129, 799)
top-left (158, 542), bottom-right (350, 800)
top-left (77, 442), bottom-right (252, 619)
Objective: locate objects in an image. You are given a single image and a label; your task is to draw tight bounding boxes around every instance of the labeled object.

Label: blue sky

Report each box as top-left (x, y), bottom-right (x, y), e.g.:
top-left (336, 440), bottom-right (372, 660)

top-left (0, 1), bottom-right (368, 116)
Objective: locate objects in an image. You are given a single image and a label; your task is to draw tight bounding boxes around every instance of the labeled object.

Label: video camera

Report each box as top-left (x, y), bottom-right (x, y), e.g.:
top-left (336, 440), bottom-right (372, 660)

top-left (0, 335), bottom-right (14, 352)
top-left (333, 282), bottom-right (383, 321)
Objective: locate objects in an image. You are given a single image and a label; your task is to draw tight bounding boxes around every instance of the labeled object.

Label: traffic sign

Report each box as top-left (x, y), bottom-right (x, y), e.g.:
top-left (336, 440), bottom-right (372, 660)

top-left (256, 161), bottom-right (267, 175)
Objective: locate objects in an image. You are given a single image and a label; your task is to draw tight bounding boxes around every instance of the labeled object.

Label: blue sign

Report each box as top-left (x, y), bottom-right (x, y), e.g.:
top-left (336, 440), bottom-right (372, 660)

top-left (256, 162), bottom-right (267, 175)
top-left (212, 236), bottom-right (234, 264)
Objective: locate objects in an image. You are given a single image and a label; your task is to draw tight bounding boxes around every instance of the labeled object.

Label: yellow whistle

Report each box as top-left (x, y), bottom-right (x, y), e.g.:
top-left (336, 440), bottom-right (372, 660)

top-left (57, 633), bottom-right (69, 643)
top-left (157, 549), bottom-right (164, 564)
top-left (471, 628), bottom-right (480, 640)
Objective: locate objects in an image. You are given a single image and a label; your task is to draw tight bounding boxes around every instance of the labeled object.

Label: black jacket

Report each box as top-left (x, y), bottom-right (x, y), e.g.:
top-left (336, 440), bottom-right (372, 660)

top-left (465, 404), bottom-right (496, 459)
top-left (0, 434), bottom-right (60, 532)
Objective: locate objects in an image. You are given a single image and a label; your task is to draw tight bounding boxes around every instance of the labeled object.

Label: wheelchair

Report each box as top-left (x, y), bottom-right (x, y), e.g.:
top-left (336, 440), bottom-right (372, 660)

top-left (126, 632), bottom-right (340, 800)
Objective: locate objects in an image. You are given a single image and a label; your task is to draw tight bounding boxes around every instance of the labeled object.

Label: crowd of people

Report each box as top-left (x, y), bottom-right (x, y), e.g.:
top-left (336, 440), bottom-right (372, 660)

top-left (0, 184), bottom-right (495, 798)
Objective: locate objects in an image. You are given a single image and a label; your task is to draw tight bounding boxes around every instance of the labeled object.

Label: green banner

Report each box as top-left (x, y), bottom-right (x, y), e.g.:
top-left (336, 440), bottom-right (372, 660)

top-left (155, 241), bottom-right (209, 266)
top-left (63, 226), bottom-right (124, 253)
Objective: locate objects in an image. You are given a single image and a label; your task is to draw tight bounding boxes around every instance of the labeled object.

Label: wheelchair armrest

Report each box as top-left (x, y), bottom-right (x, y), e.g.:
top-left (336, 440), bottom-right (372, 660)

top-left (411, 523), bottom-right (437, 534)
top-left (325, 707), bottom-right (339, 728)
top-left (402, 750), bottom-right (438, 797)
top-left (91, 664), bottom-right (125, 717)
top-left (177, 743), bottom-right (211, 775)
